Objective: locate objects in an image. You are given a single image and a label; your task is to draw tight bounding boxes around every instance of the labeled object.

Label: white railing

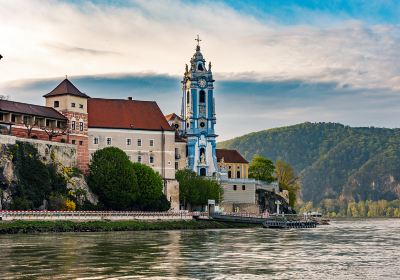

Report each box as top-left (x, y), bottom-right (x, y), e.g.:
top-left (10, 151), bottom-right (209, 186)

top-left (0, 210), bottom-right (200, 221)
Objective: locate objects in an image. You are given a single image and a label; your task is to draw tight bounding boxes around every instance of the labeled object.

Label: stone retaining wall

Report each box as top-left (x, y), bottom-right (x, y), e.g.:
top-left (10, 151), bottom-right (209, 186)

top-left (0, 135), bottom-right (77, 167)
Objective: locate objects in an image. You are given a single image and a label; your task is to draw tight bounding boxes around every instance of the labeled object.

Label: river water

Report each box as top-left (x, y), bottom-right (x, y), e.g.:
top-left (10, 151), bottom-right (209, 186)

top-left (0, 219), bottom-right (399, 279)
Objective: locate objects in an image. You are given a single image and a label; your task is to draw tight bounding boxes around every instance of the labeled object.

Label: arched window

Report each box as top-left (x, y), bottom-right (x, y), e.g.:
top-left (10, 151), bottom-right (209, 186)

top-left (198, 63), bottom-right (204, 71)
top-left (187, 91), bottom-right (190, 104)
top-left (199, 90), bottom-right (206, 103)
top-left (237, 171), bottom-right (241, 178)
top-left (228, 171), bottom-right (232, 178)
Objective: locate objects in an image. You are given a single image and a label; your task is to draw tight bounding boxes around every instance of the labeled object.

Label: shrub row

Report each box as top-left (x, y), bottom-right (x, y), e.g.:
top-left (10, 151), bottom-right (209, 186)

top-left (0, 220), bottom-right (259, 234)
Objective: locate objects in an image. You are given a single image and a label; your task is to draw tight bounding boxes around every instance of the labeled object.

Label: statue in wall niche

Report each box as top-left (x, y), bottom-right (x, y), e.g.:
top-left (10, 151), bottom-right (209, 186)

top-left (200, 153), bottom-right (205, 164)
top-left (185, 64), bottom-right (189, 74)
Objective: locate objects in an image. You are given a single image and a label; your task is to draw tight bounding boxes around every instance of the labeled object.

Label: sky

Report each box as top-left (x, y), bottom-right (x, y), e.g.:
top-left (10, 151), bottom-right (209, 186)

top-left (1, 0), bottom-right (400, 141)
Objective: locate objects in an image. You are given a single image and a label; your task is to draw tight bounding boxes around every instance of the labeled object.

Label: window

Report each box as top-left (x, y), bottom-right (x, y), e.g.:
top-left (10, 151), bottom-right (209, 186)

top-left (71, 140), bottom-right (76, 145)
top-left (138, 155), bottom-right (142, 163)
top-left (71, 103), bottom-right (76, 108)
top-left (149, 139), bottom-right (154, 147)
top-left (175, 162), bottom-right (179, 170)
top-left (93, 137), bottom-right (99, 145)
top-left (237, 171), bottom-right (241, 178)
top-left (150, 156), bottom-right (154, 164)
top-left (107, 137), bottom-right (112, 145)
top-left (79, 104), bottom-right (84, 109)
top-left (11, 114), bottom-right (16, 122)
top-left (242, 185), bottom-right (246, 191)
top-left (187, 91), bottom-right (190, 104)
top-left (79, 122), bottom-right (84, 131)
top-left (233, 185), bottom-right (237, 191)
top-left (200, 122), bottom-right (205, 128)
top-left (137, 139), bottom-right (142, 147)
top-left (198, 63), bottom-right (204, 71)
top-left (228, 171), bottom-right (232, 178)
top-left (0, 112), bottom-right (3, 121)
top-left (199, 90), bottom-right (206, 103)
top-left (54, 101), bottom-right (59, 108)
top-left (168, 161), bottom-right (171, 165)
top-left (79, 141), bottom-right (83, 146)
top-left (71, 121), bottom-right (75, 130)
top-left (126, 138), bottom-right (132, 146)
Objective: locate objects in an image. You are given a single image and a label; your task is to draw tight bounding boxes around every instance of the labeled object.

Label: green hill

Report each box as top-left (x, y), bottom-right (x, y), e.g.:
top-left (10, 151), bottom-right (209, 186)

top-left (218, 122), bottom-right (400, 204)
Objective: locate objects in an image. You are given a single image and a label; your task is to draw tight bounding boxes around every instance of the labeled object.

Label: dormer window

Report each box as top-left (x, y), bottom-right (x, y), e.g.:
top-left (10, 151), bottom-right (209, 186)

top-left (54, 101), bottom-right (59, 108)
top-left (71, 103), bottom-right (76, 108)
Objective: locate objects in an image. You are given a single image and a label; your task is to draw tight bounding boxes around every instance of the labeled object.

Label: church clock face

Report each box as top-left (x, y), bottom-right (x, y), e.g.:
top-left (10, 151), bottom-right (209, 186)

top-left (198, 78), bottom-right (207, 88)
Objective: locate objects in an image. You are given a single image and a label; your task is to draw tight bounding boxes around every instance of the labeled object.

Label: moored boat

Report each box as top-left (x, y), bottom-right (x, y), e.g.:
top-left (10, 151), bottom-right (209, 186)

top-left (262, 218), bottom-right (317, 229)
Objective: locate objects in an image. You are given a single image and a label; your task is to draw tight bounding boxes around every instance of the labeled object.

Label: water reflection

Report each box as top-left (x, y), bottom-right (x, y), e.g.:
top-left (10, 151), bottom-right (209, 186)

top-left (0, 219), bottom-right (399, 279)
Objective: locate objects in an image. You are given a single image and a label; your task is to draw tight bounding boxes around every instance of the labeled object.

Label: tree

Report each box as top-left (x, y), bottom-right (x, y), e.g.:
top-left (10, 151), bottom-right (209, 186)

top-left (23, 117), bottom-right (36, 137)
top-left (132, 162), bottom-right (170, 211)
top-left (41, 125), bottom-right (68, 141)
top-left (275, 160), bottom-right (300, 208)
top-left (9, 142), bottom-right (68, 210)
top-left (176, 169), bottom-right (223, 210)
top-left (248, 155), bottom-right (275, 183)
top-left (88, 147), bottom-right (138, 210)
top-left (11, 142), bottom-right (53, 209)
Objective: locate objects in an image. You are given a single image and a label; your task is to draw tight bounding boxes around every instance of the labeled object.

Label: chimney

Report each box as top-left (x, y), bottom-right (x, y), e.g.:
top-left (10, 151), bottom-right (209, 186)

top-left (128, 97), bottom-right (132, 100)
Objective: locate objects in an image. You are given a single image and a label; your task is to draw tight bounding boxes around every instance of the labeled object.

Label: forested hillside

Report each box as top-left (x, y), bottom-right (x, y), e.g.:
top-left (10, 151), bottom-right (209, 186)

top-left (218, 122), bottom-right (400, 204)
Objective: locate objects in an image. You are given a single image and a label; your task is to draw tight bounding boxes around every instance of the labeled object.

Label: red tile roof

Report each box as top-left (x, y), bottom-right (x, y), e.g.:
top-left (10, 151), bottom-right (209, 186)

top-left (165, 113), bottom-right (183, 122)
top-left (0, 100), bottom-right (67, 120)
top-left (43, 79), bottom-right (90, 98)
top-left (216, 149), bottom-right (248, 164)
top-left (88, 98), bottom-right (174, 131)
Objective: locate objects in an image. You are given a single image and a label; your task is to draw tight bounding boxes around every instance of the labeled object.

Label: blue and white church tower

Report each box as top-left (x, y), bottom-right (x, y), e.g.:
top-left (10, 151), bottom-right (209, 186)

top-left (181, 36), bottom-right (218, 176)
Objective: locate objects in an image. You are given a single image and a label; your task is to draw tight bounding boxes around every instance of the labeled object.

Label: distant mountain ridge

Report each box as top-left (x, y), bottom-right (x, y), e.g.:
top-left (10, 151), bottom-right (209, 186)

top-left (218, 122), bottom-right (400, 204)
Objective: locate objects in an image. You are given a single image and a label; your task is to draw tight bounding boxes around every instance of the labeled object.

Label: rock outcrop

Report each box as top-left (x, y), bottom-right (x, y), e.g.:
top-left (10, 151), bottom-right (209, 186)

top-left (67, 176), bottom-right (99, 205)
top-left (0, 144), bottom-right (17, 209)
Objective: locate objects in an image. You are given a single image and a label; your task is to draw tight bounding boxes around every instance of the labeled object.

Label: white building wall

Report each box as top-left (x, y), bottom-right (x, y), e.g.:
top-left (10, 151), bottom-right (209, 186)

top-left (88, 128), bottom-right (176, 179)
top-left (222, 182), bottom-right (257, 204)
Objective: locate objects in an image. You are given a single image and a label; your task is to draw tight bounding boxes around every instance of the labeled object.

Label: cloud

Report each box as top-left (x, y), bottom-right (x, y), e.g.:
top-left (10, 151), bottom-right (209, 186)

top-left (1, 0), bottom-right (400, 140)
top-left (47, 43), bottom-right (121, 56)
top-left (0, 0), bottom-right (399, 89)
top-left (4, 74), bottom-right (400, 141)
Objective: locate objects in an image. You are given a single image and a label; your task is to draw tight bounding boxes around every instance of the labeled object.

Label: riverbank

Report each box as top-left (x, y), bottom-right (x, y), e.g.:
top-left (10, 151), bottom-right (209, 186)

top-left (0, 220), bottom-right (259, 234)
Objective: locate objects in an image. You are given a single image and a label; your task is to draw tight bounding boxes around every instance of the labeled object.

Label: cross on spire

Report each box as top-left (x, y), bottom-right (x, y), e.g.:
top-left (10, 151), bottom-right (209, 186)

top-left (195, 35), bottom-right (202, 46)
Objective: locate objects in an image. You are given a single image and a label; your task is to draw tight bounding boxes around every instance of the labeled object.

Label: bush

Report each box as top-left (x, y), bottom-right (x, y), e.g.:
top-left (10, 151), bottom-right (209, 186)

top-left (88, 147), bottom-right (138, 210)
top-left (48, 193), bottom-right (66, 210)
top-left (64, 199), bottom-right (76, 211)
